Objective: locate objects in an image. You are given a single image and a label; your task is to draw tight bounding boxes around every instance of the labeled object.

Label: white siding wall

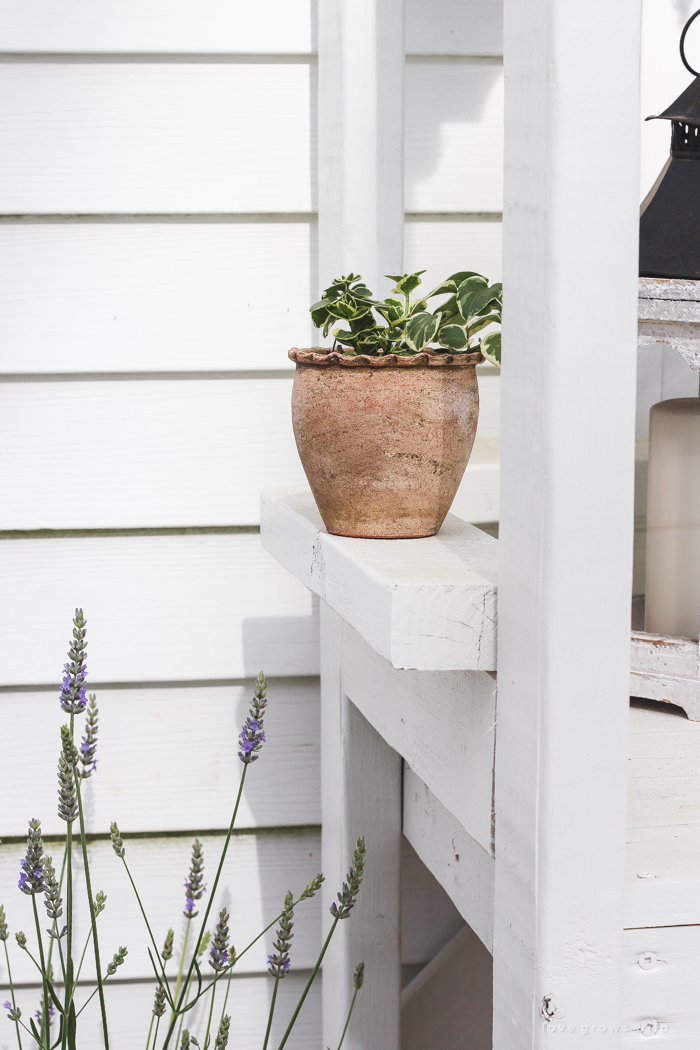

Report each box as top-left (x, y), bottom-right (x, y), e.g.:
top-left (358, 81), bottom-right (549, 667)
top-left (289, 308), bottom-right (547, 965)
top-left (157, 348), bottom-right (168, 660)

top-left (0, 2), bottom-right (503, 1046)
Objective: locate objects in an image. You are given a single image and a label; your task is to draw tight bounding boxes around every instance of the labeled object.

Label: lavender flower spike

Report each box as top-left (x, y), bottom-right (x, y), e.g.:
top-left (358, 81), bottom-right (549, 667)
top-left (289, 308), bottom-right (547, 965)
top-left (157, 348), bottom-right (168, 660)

top-left (0, 904), bottom-right (8, 941)
top-left (42, 856), bottom-right (63, 921)
top-left (152, 983), bottom-right (167, 1017)
top-left (238, 672), bottom-right (268, 765)
top-left (78, 695), bottom-right (99, 778)
top-left (209, 907), bottom-right (232, 972)
top-left (57, 727), bottom-right (79, 824)
top-left (18, 818), bottom-right (45, 895)
top-left (59, 608), bottom-right (89, 714)
top-left (330, 837), bottom-right (366, 920)
top-left (214, 1016), bottom-right (231, 1050)
top-left (183, 839), bottom-right (205, 919)
top-left (267, 891), bottom-right (294, 979)
top-left (110, 822), bottom-right (125, 859)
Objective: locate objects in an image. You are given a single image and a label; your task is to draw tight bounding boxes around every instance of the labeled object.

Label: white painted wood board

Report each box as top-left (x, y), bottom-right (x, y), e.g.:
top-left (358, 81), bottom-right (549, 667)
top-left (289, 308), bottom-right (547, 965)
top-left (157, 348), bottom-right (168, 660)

top-left (319, 605), bottom-right (402, 1050)
top-left (620, 925), bottom-right (700, 1047)
top-left (627, 701), bottom-right (700, 829)
top-left (405, 216), bottom-right (502, 288)
top-left (0, 973), bottom-right (320, 1050)
top-left (0, 376), bottom-right (500, 529)
top-left (0, 62), bottom-right (313, 214)
top-left (400, 835), bottom-right (464, 965)
top-left (341, 626), bottom-right (496, 852)
top-left (402, 766), bottom-right (494, 952)
top-left (0, 220), bottom-right (314, 373)
top-left (0, 0), bottom-right (503, 59)
top-left (261, 489), bottom-right (498, 672)
top-left (0, 219), bottom-right (504, 375)
top-left (0, 534), bottom-right (319, 685)
top-left (0, 0), bottom-right (314, 54)
top-left (405, 0), bottom-right (503, 57)
top-left (0, 680), bottom-right (320, 837)
top-left (0, 828), bottom-right (323, 983)
top-left (0, 379), bottom-right (307, 528)
top-left (405, 59), bottom-right (503, 213)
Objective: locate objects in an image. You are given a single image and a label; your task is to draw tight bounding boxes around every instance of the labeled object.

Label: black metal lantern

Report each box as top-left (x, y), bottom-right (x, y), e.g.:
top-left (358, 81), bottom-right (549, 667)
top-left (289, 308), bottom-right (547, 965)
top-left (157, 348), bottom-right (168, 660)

top-left (640, 9), bottom-right (700, 279)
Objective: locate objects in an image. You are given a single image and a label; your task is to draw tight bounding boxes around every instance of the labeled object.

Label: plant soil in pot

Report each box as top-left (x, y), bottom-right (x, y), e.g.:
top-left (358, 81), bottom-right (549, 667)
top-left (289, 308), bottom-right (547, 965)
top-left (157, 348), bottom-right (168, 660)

top-left (291, 270), bottom-right (502, 539)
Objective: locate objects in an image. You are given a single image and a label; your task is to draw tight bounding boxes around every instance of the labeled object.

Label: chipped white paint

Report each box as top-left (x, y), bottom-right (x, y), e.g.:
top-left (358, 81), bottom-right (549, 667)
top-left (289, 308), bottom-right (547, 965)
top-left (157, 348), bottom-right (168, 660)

top-left (260, 488), bottom-right (498, 671)
top-left (630, 631), bottom-right (700, 721)
top-left (638, 277), bottom-right (700, 369)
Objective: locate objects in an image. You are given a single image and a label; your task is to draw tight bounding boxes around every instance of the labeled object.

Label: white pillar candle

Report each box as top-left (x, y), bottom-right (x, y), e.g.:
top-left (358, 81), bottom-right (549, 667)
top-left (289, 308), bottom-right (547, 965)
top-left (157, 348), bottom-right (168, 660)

top-left (646, 398), bottom-right (700, 639)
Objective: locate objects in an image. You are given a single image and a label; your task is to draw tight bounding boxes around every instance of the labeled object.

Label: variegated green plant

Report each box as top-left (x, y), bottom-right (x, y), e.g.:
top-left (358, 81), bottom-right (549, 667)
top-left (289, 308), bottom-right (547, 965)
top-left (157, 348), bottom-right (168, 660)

top-left (310, 270), bottom-right (501, 366)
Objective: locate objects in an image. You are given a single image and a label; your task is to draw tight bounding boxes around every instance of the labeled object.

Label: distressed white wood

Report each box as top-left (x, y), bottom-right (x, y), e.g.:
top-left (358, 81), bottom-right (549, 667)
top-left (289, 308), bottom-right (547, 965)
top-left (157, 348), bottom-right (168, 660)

top-left (495, 0), bottom-right (640, 1044)
top-left (261, 489), bottom-right (498, 672)
top-left (405, 59), bottom-right (503, 214)
top-left (0, 974), bottom-right (320, 1050)
top-left (317, 0), bottom-right (403, 298)
top-left (0, 220), bottom-right (314, 373)
top-left (0, 0), bottom-right (313, 54)
top-left (400, 835), bottom-right (464, 965)
top-left (0, 62), bottom-right (313, 214)
top-left (0, 375), bottom-right (500, 529)
top-left (0, 379), bottom-right (305, 528)
top-left (638, 278), bottom-right (700, 367)
top-left (0, 829), bottom-right (322, 983)
top-left (0, 680), bottom-right (320, 836)
top-left (620, 925), bottom-right (700, 1047)
top-left (320, 604), bottom-right (402, 1050)
top-left (0, 534), bottom-right (319, 685)
top-left (405, 216), bottom-right (502, 287)
top-left (405, 0), bottom-right (502, 57)
top-left (402, 766), bottom-right (494, 951)
top-left (342, 626), bottom-right (495, 852)
top-left (625, 826), bottom-right (700, 928)
top-left (630, 631), bottom-right (700, 721)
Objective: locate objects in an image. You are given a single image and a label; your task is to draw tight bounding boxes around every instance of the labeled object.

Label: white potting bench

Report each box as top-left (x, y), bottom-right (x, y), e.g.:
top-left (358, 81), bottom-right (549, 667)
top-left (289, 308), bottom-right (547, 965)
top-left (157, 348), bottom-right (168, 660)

top-left (262, 0), bottom-right (700, 1046)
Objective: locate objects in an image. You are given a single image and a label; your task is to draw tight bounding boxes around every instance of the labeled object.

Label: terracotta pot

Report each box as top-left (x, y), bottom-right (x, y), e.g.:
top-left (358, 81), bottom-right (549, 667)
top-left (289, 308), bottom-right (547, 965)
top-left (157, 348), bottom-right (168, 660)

top-left (289, 347), bottom-right (482, 538)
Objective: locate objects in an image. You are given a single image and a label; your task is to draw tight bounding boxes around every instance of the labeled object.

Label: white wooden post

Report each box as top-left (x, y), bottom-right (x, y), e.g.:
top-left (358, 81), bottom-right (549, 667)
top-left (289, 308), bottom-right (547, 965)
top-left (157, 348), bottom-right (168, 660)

top-left (317, 0), bottom-right (404, 295)
top-left (495, 1), bottom-right (641, 1047)
top-left (320, 603), bottom-right (403, 1050)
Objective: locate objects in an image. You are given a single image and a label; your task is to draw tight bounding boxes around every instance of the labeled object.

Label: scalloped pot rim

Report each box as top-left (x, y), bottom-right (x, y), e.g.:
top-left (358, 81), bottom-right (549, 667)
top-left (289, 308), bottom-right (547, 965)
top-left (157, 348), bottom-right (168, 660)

top-left (289, 347), bottom-right (483, 368)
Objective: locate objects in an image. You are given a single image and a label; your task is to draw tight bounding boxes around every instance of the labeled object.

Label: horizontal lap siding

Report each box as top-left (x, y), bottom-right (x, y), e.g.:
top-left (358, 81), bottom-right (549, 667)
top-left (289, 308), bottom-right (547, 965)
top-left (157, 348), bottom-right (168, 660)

top-left (0, 7), bottom-right (504, 1044)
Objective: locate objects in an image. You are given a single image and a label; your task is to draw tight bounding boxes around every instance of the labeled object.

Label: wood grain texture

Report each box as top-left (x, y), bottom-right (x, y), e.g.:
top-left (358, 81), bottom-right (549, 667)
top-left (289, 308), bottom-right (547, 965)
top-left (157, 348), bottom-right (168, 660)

top-left (0, 973), bottom-right (320, 1050)
top-left (405, 0), bottom-right (503, 56)
top-left (0, 220), bottom-right (314, 373)
top-left (0, 0), bottom-right (313, 54)
top-left (341, 626), bottom-right (496, 852)
top-left (0, 378), bottom-right (306, 528)
top-left (621, 925), bottom-right (700, 1047)
top-left (0, 680), bottom-right (320, 836)
top-left (402, 766), bottom-right (494, 951)
top-left (0, 62), bottom-right (313, 214)
top-left (262, 489), bottom-right (498, 672)
top-left (0, 533), bottom-right (319, 685)
top-left (0, 829), bottom-right (323, 983)
top-left (405, 59), bottom-right (503, 213)
top-left (0, 376), bottom-right (499, 529)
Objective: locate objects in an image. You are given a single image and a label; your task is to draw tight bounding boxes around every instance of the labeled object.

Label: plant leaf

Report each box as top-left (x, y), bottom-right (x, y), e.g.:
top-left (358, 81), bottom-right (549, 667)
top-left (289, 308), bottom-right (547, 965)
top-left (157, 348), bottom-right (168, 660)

top-left (385, 271), bottom-right (425, 296)
top-left (405, 311), bottom-right (439, 352)
top-left (425, 271), bottom-right (484, 298)
top-left (438, 324), bottom-right (471, 349)
top-left (468, 312), bottom-right (500, 337)
top-left (481, 331), bottom-right (501, 367)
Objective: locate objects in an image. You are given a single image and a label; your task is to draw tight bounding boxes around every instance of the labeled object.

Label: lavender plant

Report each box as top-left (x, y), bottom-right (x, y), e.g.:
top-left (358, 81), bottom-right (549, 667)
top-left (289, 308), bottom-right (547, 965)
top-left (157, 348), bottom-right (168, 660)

top-left (1, 612), bottom-right (367, 1049)
top-left (310, 270), bottom-right (502, 364)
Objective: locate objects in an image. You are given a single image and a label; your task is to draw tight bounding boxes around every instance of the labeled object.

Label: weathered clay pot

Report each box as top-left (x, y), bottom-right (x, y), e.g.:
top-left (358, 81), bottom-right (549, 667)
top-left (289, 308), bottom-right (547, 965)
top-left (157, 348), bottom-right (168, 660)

top-left (289, 347), bottom-right (481, 538)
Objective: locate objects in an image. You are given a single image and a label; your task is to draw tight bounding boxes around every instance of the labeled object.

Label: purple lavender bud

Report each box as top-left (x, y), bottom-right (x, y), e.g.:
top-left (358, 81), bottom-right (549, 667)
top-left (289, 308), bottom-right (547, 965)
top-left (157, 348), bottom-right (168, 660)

top-left (4, 1001), bottom-right (21, 1022)
top-left (59, 610), bottom-right (89, 714)
top-left (57, 728), bottom-right (79, 824)
top-left (18, 819), bottom-right (45, 896)
top-left (209, 908), bottom-right (232, 973)
top-left (267, 891), bottom-right (294, 979)
top-left (42, 856), bottom-right (63, 921)
top-left (183, 840), bottom-right (205, 919)
top-left (238, 673), bottom-right (268, 765)
top-left (330, 837), bottom-right (366, 921)
top-left (78, 695), bottom-right (99, 779)
top-left (0, 905), bottom-right (8, 942)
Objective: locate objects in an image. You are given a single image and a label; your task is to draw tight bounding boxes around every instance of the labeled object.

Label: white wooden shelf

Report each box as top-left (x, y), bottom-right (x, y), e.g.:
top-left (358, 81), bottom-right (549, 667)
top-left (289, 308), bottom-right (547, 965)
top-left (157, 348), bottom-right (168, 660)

top-left (260, 487), bottom-right (498, 672)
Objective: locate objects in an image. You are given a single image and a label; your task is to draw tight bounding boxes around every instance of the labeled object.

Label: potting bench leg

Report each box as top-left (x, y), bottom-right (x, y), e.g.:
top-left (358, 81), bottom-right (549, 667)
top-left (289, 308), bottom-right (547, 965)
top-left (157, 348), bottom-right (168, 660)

top-left (320, 602), bottom-right (403, 1050)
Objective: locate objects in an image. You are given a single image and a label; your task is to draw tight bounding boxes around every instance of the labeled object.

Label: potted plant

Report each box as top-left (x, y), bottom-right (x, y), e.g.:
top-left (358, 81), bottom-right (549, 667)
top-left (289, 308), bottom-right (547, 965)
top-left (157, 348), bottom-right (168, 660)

top-left (289, 270), bottom-right (502, 538)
